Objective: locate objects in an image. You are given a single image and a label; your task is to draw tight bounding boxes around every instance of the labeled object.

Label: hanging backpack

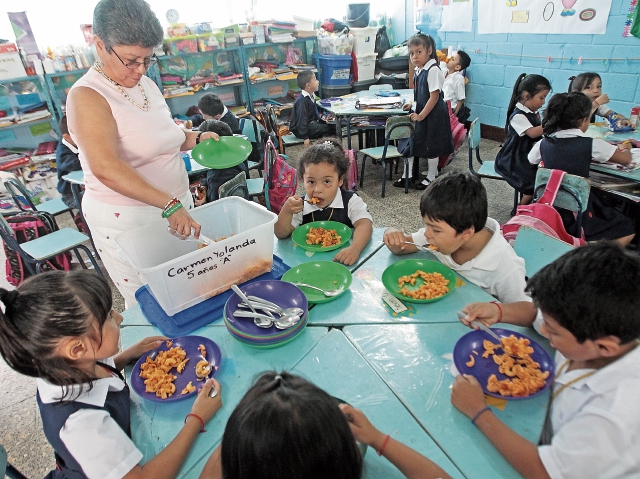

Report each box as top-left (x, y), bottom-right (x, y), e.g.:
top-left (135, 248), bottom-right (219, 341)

top-left (346, 149), bottom-right (358, 191)
top-left (502, 170), bottom-right (586, 247)
top-left (264, 138), bottom-right (297, 214)
top-left (438, 100), bottom-right (467, 169)
top-left (3, 211), bottom-right (72, 286)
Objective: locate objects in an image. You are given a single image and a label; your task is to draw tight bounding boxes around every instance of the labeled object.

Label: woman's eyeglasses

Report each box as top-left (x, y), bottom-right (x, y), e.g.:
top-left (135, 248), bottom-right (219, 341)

top-left (110, 47), bottom-right (158, 70)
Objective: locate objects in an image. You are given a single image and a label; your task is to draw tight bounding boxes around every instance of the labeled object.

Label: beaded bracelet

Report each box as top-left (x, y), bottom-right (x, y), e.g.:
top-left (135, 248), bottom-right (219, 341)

top-left (490, 301), bottom-right (503, 323)
top-left (376, 434), bottom-right (391, 456)
top-left (162, 197), bottom-right (179, 213)
top-left (162, 202), bottom-right (183, 218)
top-left (184, 413), bottom-right (206, 433)
top-left (471, 406), bottom-right (491, 425)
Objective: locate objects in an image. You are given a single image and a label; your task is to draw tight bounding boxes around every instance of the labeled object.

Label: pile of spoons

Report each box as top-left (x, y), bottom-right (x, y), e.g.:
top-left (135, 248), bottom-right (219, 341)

top-left (231, 285), bottom-right (304, 330)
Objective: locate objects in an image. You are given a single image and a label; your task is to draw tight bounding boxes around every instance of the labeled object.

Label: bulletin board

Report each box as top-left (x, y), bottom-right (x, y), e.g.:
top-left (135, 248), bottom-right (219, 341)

top-left (441, 0), bottom-right (474, 33)
top-left (477, 0), bottom-right (612, 34)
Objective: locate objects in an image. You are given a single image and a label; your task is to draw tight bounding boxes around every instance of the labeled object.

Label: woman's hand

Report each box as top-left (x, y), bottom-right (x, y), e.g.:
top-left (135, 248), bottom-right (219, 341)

top-left (451, 374), bottom-right (487, 419)
top-left (199, 132), bottom-right (220, 143)
top-left (191, 378), bottom-right (223, 424)
top-left (167, 206), bottom-right (201, 238)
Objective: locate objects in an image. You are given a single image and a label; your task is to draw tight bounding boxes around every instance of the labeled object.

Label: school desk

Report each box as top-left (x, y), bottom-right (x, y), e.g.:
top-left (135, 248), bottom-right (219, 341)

top-left (344, 323), bottom-right (554, 479)
top-left (308, 247), bottom-right (495, 326)
top-left (589, 126), bottom-right (640, 182)
top-left (317, 89), bottom-right (413, 150)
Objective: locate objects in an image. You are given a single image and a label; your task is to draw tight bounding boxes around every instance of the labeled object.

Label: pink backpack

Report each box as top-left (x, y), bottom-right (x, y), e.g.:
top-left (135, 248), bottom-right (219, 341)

top-left (502, 169), bottom-right (586, 247)
top-left (438, 100), bottom-right (467, 169)
top-left (264, 138), bottom-right (297, 214)
top-left (346, 149), bottom-right (358, 190)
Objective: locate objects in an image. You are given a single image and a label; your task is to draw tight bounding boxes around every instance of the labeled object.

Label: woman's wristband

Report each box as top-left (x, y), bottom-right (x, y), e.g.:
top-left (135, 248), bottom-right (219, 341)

top-left (195, 131), bottom-right (204, 145)
top-left (376, 434), bottom-right (391, 456)
top-left (490, 301), bottom-right (503, 323)
top-left (185, 413), bottom-right (206, 433)
top-left (471, 406), bottom-right (491, 425)
top-left (162, 201), bottom-right (183, 218)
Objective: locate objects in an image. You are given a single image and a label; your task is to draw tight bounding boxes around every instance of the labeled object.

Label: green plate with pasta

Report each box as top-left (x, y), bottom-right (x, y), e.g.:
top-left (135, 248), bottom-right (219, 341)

top-left (381, 259), bottom-right (457, 303)
top-left (291, 221), bottom-right (352, 252)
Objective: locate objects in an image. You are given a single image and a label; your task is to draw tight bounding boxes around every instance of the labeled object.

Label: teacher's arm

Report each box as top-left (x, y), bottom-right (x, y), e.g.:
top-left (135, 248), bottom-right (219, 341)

top-left (67, 86), bottom-right (200, 237)
top-left (181, 129), bottom-right (219, 151)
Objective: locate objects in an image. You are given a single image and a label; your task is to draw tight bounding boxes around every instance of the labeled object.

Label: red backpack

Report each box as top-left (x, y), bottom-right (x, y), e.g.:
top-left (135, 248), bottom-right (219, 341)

top-left (438, 100), bottom-right (467, 169)
top-left (502, 169), bottom-right (586, 247)
top-left (264, 138), bottom-right (297, 214)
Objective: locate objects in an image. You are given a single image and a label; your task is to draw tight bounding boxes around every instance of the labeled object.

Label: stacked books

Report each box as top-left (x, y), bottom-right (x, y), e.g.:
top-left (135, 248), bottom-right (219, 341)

top-left (266, 20), bottom-right (296, 43)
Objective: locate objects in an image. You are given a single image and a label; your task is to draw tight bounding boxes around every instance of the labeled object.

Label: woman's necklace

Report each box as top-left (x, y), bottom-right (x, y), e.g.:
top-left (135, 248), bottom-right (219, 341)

top-left (93, 61), bottom-right (150, 112)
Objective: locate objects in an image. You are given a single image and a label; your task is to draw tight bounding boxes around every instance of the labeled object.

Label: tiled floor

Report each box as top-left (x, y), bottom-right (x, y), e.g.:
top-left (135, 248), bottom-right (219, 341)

top-left (0, 136), bottom-right (514, 477)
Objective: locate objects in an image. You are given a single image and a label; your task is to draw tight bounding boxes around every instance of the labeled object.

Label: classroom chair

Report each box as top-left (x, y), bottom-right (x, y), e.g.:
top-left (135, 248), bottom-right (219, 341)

top-left (513, 226), bottom-right (575, 278)
top-left (247, 137), bottom-right (281, 210)
top-left (240, 118), bottom-right (264, 177)
top-left (0, 445), bottom-right (28, 479)
top-left (3, 178), bottom-right (75, 227)
top-left (219, 171), bottom-right (250, 200)
top-left (466, 118), bottom-right (519, 213)
top-left (281, 134), bottom-right (304, 155)
top-left (0, 213), bottom-right (103, 276)
top-left (359, 116), bottom-right (414, 197)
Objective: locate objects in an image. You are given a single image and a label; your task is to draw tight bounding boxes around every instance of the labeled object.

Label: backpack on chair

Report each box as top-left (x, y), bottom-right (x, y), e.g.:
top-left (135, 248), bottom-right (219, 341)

top-left (438, 100), bottom-right (467, 169)
top-left (502, 169), bottom-right (586, 247)
top-left (263, 138), bottom-right (297, 214)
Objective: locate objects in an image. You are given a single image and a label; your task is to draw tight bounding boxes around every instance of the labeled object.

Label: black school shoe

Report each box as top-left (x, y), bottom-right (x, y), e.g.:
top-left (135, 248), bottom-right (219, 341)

top-left (393, 178), bottom-right (412, 188)
top-left (415, 179), bottom-right (431, 190)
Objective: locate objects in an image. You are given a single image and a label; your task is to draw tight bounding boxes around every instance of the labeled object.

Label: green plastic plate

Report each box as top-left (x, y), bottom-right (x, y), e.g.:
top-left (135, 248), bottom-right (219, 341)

top-left (281, 261), bottom-right (352, 303)
top-left (381, 259), bottom-right (457, 304)
top-left (291, 221), bottom-right (352, 252)
top-left (190, 136), bottom-right (252, 169)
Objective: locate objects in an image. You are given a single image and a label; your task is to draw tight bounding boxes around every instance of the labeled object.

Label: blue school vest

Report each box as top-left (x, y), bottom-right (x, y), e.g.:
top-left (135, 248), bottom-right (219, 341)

top-left (539, 136), bottom-right (592, 178)
top-left (302, 189), bottom-right (355, 228)
top-left (38, 363), bottom-right (132, 479)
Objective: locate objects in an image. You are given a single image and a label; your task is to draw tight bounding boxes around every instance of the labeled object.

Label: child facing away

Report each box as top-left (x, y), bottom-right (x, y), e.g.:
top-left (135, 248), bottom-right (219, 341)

top-left (56, 115), bottom-right (83, 209)
top-left (568, 72), bottom-right (634, 127)
top-left (383, 172), bottom-right (530, 304)
top-left (199, 119), bottom-right (249, 203)
top-left (288, 71), bottom-right (333, 147)
top-left (494, 73), bottom-right (551, 204)
top-left (275, 139), bottom-right (373, 266)
top-left (452, 242), bottom-right (640, 479)
top-left (0, 270), bottom-right (222, 479)
top-left (441, 50), bottom-right (471, 123)
top-left (198, 371), bottom-right (453, 479)
top-left (528, 91), bottom-right (635, 246)
top-left (396, 33), bottom-right (453, 190)
top-left (190, 93), bottom-right (241, 134)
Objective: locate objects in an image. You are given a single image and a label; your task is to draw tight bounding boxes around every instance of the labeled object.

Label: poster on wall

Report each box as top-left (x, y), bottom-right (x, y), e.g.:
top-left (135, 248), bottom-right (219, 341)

top-left (441, 0), bottom-right (474, 32)
top-left (477, 0), bottom-right (612, 34)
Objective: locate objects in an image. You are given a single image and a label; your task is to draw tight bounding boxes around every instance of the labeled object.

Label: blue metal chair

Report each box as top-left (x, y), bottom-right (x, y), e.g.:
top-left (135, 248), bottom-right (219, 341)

top-left (513, 226), bottom-right (575, 278)
top-left (2, 443), bottom-right (29, 479)
top-left (4, 178), bottom-right (74, 227)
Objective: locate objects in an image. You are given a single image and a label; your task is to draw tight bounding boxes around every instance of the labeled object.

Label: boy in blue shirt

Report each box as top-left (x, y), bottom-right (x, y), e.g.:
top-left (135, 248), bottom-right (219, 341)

top-left (453, 242), bottom-right (640, 479)
top-left (289, 71), bottom-right (333, 147)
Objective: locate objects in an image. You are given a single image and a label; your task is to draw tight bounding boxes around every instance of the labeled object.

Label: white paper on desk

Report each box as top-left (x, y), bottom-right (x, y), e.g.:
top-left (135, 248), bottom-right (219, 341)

top-left (594, 149), bottom-right (640, 171)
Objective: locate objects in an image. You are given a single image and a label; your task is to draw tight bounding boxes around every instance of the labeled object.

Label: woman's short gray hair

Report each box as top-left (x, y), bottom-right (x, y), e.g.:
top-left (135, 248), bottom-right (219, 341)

top-left (93, 0), bottom-right (163, 51)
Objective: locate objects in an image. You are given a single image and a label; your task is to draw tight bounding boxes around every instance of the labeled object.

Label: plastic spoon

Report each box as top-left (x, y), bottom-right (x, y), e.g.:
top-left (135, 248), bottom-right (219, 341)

top-left (290, 282), bottom-right (344, 297)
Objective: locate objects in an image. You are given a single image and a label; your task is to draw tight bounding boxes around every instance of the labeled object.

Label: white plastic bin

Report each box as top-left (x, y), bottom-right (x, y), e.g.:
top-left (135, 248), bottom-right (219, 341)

top-left (114, 197), bottom-right (277, 316)
top-left (356, 53), bottom-right (377, 81)
top-left (293, 15), bottom-right (314, 31)
top-left (351, 26), bottom-right (378, 55)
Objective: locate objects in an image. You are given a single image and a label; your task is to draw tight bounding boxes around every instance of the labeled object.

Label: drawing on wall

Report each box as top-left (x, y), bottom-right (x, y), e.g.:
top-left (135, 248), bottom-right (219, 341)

top-left (478, 0), bottom-right (612, 33)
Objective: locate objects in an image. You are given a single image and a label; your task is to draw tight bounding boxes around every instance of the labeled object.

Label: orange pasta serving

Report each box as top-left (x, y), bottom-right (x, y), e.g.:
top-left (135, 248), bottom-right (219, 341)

top-left (483, 335), bottom-right (549, 397)
top-left (306, 227), bottom-right (341, 247)
top-left (397, 270), bottom-right (450, 299)
top-left (139, 346), bottom-right (187, 399)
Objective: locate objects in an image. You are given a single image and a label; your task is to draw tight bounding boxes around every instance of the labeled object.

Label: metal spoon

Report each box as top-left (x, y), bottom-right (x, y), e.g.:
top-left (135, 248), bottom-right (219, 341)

top-left (168, 226), bottom-right (213, 247)
top-left (232, 285), bottom-right (272, 328)
top-left (246, 295), bottom-right (305, 317)
top-left (457, 311), bottom-right (522, 359)
top-left (290, 282), bottom-right (344, 297)
top-left (233, 310), bottom-right (301, 329)
top-left (404, 241), bottom-right (430, 252)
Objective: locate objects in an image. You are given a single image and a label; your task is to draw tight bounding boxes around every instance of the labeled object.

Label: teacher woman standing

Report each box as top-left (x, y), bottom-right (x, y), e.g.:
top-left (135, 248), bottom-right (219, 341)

top-left (67, 0), bottom-right (218, 306)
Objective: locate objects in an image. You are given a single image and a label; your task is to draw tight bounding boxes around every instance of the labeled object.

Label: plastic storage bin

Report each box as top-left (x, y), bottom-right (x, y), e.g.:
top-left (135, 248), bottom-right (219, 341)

top-left (356, 53), bottom-right (377, 81)
top-left (114, 198), bottom-right (278, 316)
top-left (165, 35), bottom-right (198, 55)
top-left (351, 27), bottom-right (378, 55)
top-left (317, 35), bottom-right (354, 55)
top-left (315, 54), bottom-right (352, 86)
top-left (351, 78), bottom-right (377, 92)
top-left (322, 84), bottom-right (352, 98)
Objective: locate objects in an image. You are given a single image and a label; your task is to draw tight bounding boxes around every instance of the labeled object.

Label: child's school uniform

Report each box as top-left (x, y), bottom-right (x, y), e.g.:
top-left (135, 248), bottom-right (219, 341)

top-left (190, 106), bottom-right (241, 134)
top-left (412, 59), bottom-right (454, 159)
top-left (494, 103), bottom-right (541, 195)
top-left (591, 104), bottom-right (612, 123)
top-left (410, 218), bottom-right (530, 304)
top-left (56, 139), bottom-right (82, 209)
top-left (37, 358), bottom-right (141, 479)
top-left (289, 91), bottom-right (333, 141)
top-left (291, 189), bottom-right (372, 228)
top-left (528, 129), bottom-right (635, 241)
top-left (441, 67), bottom-right (466, 111)
top-left (536, 344), bottom-right (640, 479)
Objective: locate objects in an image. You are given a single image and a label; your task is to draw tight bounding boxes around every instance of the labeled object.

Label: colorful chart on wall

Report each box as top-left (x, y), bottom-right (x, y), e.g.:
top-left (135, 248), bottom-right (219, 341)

top-left (440, 0), bottom-right (475, 33)
top-left (478, 0), bottom-right (612, 34)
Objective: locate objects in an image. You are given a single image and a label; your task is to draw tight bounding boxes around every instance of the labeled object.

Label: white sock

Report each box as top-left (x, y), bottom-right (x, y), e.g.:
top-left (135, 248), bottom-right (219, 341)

top-left (402, 161), bottom-right (414, 179)
top-left (426, 158), bottom-right (438, 182)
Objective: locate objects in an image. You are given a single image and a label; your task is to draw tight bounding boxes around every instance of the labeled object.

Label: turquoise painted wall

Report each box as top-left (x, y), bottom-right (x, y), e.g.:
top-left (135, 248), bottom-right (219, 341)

top-left (407, 0), bottom-right (640, 128)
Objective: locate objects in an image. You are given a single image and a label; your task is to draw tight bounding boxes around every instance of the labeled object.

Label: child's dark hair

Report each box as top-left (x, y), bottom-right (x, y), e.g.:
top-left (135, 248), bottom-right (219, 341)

top-left (567, 72), bottom-right (601, 93)
top-left (298, 138), bottom-right (349, 181)
top-left (419, 172), bottom-right (488, 234)
top-left (408, 33), bottom-right (437, 62)
top-left (198, 93), bottom-right (224, 117)
top-left (505, 73), bottom-right (551, 133)
top-left (199, 119), bottom-right (233, 137)
top-left (220, 371), bottom-right (362, 479)
top-left (456, 50), bottom-right (471, 70)
top-left (527, 242), bottom-right (640, 344)
top-left (0, 271), bottom-right (112, 397)
top-left (542, 92), bottom-right (592, 137)
top-left (59, 114), bottom-right (69, 136)
top-left (297, 70), bottom-right (315, 90)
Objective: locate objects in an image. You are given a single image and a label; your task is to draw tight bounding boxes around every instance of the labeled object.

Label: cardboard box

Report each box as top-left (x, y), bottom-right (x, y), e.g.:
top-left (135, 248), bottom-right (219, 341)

top-left (0, 44), bottom-right (27, 80)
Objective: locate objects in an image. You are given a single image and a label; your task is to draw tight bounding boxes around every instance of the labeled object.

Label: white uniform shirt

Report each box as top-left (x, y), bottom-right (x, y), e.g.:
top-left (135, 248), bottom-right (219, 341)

top-left (37, 358), bottom-right (142, 479)
top-left (291, 191), bottom-right (372, 228)
top-left (411, 218), bottom-right (530, 303)
top-left (510, 102), bottom-right (538, 137)
top-left (442, 70), bottom-right (466, 109)
top-left (595, 104), bottom-right (612, 119)
top-left (411, 59), bottom-right (445, 112)
top-left (528, 128), bottom-right (617, 165)
top-left (538, 344), bottom-right (640, 479)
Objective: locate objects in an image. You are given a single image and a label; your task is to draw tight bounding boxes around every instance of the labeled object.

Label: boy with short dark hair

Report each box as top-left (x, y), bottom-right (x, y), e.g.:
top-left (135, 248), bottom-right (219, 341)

top-left (289, 71), bottom-right (333, 147)
top-left (441, 50), bottom-right (471, 122)
top-left (190, 93), bottom-right (241, 134)
top-left (452, 242), bottom-right (640, 479)
top-left (383, 172), bottom-right (529, 303)
top-left (55, 115), bottom-right (82, 209)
